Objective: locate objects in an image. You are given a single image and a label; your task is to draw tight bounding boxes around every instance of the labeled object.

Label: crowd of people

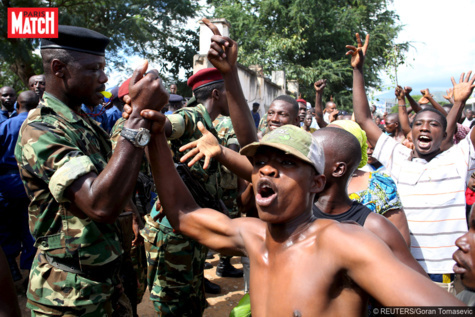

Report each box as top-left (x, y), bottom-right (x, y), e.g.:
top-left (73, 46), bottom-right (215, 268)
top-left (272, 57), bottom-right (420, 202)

top-left (1, 21), bottom-right (475, 317)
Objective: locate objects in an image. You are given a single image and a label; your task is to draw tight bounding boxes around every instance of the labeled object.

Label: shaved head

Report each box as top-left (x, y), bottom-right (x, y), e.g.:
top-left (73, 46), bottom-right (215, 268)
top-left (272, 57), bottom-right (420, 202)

top-left (312, 127), bottom-right (361, 179)
top-left (17, 91), bottom-right (39, 112)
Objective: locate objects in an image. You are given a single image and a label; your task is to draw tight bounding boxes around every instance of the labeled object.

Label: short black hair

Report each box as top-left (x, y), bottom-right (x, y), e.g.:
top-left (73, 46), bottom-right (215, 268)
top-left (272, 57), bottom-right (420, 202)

top-left (414, 108), bottom-right (447, 132)
top-left (194, 82), bottom-right (224, 104)
top-left (273, 95), bottom-right (299, 116)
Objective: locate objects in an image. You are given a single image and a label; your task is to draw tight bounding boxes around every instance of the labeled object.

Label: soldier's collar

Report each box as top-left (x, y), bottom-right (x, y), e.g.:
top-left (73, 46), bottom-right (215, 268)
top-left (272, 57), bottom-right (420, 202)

top-left (42, 92), bottom-right (84, 123)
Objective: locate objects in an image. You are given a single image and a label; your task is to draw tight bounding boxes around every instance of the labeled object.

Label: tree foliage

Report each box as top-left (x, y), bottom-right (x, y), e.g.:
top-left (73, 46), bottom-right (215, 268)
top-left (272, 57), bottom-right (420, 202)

top-left (208, 0), bottom-right (408, 111)
top-left (0, 0), bottom-right (199, 91)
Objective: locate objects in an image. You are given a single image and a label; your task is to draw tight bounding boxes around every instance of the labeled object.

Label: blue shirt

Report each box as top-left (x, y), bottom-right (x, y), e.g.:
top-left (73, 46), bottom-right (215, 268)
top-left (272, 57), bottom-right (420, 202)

top-left (252, 111), bottom-right (260, 128)
top-left (80, 104), bottom-right (110, 133)
top-left (105, 106), bottom-right (122, 133)
top-left (0, 111), bottom-right (28, 197)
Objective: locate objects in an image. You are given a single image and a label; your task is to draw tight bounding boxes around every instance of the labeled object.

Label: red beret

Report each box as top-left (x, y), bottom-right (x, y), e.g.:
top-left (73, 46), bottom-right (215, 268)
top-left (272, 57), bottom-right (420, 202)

top-left (187, 68), bottom-right (223, 91)
top-left (296, 98), bottom-right (307, 104)
top-left (118, 78), bottom-right (131, 98)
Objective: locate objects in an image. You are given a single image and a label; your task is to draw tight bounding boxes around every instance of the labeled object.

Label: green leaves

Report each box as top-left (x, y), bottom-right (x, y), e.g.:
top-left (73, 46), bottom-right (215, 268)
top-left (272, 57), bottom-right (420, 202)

top-left (209, 0), bottom-right (407, 111)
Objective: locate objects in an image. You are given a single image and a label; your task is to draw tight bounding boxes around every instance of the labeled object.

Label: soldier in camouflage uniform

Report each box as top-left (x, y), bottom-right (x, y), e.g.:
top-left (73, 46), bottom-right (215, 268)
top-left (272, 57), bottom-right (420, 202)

top-left (14, 25), bottom-right (168, 316)
top-left (258, 96), bottom-right (300, 138)
top-left (138, 68), bottom-right (231, 316)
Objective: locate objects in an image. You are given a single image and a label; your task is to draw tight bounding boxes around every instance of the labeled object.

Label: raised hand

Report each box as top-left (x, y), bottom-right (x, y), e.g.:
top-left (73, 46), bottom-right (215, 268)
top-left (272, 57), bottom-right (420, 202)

top-left (452, 71), bottom-right (475, 103)
top-left (128, 61), bottom-right (169, 113)
top-left (395, 86), bottom-right (405, 100)
top-left (346, 33), bottom-right (370, 69)
top-left (443, 88), bottom-right (454, 103)
top-left (179, 122), bottom-right (222, 169)
top-left (404, 86), bottom-right (412, 95)
top-left (203, 18), bottom-right (238, 74)
top-left (418, 88), bottom-right (431, 104)
top-left (314, 79), bottom-right (327, 93)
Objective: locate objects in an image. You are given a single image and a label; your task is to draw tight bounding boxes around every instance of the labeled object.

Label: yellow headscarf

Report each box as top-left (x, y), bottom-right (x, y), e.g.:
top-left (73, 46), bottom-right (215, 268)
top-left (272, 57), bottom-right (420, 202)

top-left (329, 120), bottom-right (368, 168)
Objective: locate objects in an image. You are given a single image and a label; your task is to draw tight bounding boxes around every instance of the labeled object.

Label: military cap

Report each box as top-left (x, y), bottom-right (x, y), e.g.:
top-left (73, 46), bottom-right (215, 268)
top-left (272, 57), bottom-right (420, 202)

top-left (118, 78), bottom-right (131, 98)
top-left (187, 68), bottom-right (223, 91)
top-left (296, 98), bottom-right (307, 104)
top-left (41, 25), bottom-right (109, 56)
top-left (169, 94), bottom-right (184, 103)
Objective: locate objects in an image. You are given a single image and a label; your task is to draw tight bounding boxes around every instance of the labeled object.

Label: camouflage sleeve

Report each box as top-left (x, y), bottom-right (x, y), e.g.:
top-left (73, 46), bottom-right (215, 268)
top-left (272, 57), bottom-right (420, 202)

top-left (16, 117), bottom-right (97, 204)
top-left (109, 117), bottom-right (126, 152)
top-left (167, 114), bottom-right (186, 140)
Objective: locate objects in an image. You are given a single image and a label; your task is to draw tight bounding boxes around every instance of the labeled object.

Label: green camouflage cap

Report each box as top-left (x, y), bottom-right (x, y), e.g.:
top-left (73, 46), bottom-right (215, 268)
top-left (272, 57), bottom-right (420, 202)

top-left (240, 125), bottom-right (325, 174)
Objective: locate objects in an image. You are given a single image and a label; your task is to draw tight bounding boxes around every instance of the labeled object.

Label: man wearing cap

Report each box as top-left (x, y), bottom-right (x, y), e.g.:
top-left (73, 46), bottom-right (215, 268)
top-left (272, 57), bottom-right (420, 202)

top-left (117, 67), bottom-right (232, 315)
top-left (28, 74), bottom-right (46, 100)
top-left (165, 94), bottom-right (184, 114)
top-left (15, 25), bottom-right (168, 316)
top-left (140, 115), bottom-right (463, 315)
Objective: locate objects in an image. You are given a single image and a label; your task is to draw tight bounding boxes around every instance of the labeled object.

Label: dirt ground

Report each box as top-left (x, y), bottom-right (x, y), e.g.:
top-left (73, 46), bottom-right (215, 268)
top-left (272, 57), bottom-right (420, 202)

top-left (15, 254), bottom-right (245, 316)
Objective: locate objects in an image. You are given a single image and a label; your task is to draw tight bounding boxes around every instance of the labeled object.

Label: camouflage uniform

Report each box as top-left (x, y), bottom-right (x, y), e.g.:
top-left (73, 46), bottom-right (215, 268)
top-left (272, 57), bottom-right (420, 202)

top-left (213, 115), bottom-right (240, 219)
top-left (14, 92), bottom-right (128, 315)
top-left (141, 104), bottom-right (225, 316)
top-left (257, 113), bottom-right (268, 135)
top-left (110, 118), bottom-right (150, 311)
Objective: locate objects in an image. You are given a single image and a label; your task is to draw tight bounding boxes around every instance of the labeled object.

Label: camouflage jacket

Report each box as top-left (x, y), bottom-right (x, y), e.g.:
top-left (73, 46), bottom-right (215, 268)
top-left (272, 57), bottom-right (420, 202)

top-left (15, 92), bottom-right (122, 306)
top-left (213, 116), bottom-right (240, 217)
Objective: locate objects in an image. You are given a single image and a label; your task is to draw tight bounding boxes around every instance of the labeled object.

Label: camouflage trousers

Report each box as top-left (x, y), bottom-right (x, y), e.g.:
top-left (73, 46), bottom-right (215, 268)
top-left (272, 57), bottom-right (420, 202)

top-left (28, 293), bottom-right (132, 316)
top-left (141, 215), bottom-right (207, 316)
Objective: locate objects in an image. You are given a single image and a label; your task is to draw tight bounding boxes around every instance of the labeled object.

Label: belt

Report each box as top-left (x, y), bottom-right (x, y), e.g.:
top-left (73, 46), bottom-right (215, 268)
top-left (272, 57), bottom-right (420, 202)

top-left (44, 253), bottom-right (121, 280)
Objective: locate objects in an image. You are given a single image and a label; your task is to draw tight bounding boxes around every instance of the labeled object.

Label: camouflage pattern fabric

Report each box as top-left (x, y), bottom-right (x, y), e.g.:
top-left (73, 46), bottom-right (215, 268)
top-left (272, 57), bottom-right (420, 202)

top-left (110, 118), bottom-right (150, 307)
top-left (142, 215), bottom-right (207, 316)
top-left (257, 112), bottom-right (268, 134)
top-left (14, 92), bottom-right (123, 310)
top-left (141, 104), bottom-right (225, 315)
top-left (213, 115), bottom-right (240, 218)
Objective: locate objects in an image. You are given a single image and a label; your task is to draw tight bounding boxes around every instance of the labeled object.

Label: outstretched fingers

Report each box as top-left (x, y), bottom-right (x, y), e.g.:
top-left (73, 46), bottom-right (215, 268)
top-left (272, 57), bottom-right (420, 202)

top-left (362, 34), bottom-right (370, 53)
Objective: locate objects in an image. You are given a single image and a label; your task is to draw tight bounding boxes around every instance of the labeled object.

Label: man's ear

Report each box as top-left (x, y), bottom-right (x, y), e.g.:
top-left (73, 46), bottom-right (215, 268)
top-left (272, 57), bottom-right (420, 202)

top-left (51, 59), bottom-right (67, 78)
top-left (332, 162), bottom-right (347, 178)
top-left (310, 173), bottom-right (326, 194)
top-left (211, 88), bottom-right (221, 100)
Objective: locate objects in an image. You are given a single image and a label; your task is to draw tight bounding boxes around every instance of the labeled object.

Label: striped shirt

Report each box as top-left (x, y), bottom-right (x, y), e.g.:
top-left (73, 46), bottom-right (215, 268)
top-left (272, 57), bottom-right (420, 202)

top-left (373, 133), bottom-right (474, 274)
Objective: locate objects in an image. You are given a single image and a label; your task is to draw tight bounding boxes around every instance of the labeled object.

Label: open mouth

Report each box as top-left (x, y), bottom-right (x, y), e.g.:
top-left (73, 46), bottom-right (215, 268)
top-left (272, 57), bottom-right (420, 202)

top-left (256, 179), bottom-right (277, 207)
top-left (417, 135), bottom-right (432, 150)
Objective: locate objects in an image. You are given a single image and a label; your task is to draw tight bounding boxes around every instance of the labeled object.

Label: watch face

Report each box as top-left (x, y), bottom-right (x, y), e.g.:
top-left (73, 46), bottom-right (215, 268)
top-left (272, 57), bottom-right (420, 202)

top-left (136, 129), bottom-right (151, 147)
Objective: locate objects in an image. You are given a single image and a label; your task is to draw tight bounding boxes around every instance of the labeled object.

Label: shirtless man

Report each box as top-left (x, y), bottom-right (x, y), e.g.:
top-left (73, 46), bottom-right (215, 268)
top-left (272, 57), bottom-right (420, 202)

top-left (138, 117), bottom-right (462, 315)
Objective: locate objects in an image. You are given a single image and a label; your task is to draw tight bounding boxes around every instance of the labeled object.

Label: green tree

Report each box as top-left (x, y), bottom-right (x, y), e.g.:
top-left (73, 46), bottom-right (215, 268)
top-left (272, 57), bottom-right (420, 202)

top-left (208, 0), bottom-right (408, 111)
top-left (0, 0), bottom-right (199, 91)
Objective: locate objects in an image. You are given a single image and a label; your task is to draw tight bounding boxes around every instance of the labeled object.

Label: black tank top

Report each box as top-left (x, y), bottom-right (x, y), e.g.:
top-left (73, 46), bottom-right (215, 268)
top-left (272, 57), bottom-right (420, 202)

top-left (312, 202), bottom-right (372, 226)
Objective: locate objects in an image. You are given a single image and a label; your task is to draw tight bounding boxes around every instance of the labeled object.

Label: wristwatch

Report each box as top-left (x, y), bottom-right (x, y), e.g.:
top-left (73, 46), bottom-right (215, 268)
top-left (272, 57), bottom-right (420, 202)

top-left (120, 127), bottom-right (151, 148)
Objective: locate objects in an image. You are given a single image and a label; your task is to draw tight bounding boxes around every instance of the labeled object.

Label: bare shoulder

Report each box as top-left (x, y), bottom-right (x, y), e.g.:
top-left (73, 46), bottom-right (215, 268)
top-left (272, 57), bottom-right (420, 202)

top-left (234, 217), bottom-right (266, 240)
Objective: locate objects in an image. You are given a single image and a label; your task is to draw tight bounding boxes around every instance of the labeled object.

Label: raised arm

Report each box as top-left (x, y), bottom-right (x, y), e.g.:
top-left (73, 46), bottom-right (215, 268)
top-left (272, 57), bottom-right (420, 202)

top-left (179, 122), bottom-right (253, 182)
top-left (396, 86), bottom-right (411, 136)
top-left (66, 63), bottom-right (169, 223)
top-left (448, 72), bottom-right (475, 145)
top-left (347, 33), bottom-right (382, 146)
top-left (404, 86), bottom-right (422, 113)
top-left (327, 223), bottom-right (463, 307)
top-left (143, 110), bottom-right (251, 255)
top-left (203, 19), bottom-right (257, 147)
top-left (313, 79), bottom-right (328, 128)
top-left (422, 88), bottom-right (447, 116)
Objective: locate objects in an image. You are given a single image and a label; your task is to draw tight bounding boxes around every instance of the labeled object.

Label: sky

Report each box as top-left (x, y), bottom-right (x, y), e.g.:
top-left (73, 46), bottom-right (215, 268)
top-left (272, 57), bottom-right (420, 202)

top-left (373, 0), bottom-right (475, 100)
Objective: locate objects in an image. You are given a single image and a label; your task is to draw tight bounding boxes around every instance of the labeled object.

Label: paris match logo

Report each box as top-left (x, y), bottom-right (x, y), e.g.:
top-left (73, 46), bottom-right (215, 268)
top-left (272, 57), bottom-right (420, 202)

top-left (8, 8), bottom-right (58, 38)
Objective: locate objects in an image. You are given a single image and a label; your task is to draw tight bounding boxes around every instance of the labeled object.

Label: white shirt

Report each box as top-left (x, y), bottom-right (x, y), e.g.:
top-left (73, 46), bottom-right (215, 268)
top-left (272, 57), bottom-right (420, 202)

top-left (462, 117), bottom-right (474, 128)
top-left (373, 133), bottom-right (474, 274)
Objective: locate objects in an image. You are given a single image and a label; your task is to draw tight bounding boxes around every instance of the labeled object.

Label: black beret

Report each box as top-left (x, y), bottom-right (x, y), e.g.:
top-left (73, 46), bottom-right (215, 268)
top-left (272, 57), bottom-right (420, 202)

top-left (41, 25), bottom-right (109, 56)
